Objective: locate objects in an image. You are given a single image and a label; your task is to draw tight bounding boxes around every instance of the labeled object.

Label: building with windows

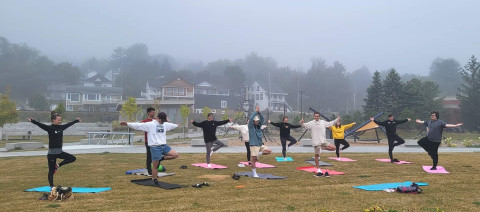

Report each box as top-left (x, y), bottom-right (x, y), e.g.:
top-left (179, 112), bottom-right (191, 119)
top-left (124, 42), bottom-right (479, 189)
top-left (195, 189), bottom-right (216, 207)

top-left (250, 81), bottom-right (291, 112)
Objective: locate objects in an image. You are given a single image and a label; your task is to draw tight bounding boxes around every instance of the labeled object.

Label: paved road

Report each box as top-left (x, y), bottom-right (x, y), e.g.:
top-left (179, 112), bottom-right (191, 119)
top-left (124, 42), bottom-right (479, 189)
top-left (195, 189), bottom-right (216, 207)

top-left (1, 144), bottom-right (478, 158)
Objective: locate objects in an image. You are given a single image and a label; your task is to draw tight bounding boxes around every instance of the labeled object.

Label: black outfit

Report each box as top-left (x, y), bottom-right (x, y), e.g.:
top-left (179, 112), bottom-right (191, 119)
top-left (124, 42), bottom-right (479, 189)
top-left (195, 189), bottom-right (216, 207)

top-left (373, 119), bottom-right (408, 161)
top-left (145, 141), bottom-right (152, 175)
top-left (192, 119), bottom-right (230, 164)
top-left (334, 139), bottom-right (350, 158)
top-left (31, 119), bottom-right (79, 187)
top-left (270, 122), bottom-right (301, 158)
top-left (417, 137), bottom-right (441, 168)
top-left (244, 142), bottom-right (251, 162)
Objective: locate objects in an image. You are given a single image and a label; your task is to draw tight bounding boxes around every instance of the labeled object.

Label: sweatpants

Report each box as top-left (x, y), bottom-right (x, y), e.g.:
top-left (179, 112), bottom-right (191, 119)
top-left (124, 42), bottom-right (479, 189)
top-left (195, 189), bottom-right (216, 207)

top-left (280, 135), bottom-right (298, 158)
top-left (145, 142), bottom-right (152, 175)
top-left (245, 142), bottom-right (251, 162)
top-left (387, 134), bottom-right (405, 160)
top-left (417, 137), bottom-right (441, 168)
top-left (334, 139), bottom-right (350, 158)
top-left (47, 152), bottom-right (76, 187)
top-left (205, 140), bottom-right (225, 164)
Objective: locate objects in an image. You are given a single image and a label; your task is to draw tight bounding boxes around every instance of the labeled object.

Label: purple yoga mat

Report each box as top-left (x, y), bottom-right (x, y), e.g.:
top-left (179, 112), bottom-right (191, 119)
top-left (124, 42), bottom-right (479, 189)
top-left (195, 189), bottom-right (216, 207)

top-left (423, 166), bottom-right (449, 173)
top-left (192, 163), bottom-right (228, 169)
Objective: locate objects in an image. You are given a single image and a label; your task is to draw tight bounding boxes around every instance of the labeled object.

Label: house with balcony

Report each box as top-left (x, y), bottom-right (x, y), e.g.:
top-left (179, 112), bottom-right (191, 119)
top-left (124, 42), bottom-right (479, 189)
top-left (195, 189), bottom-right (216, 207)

top-left (250, 81), bottom-right (291, 112)
top-left (194, 81), bottom-right (230, 96)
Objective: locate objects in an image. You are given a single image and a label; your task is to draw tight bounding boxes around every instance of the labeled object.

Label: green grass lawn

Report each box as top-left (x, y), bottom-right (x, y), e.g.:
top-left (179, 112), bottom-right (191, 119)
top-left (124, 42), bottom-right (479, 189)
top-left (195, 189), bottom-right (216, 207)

top-left (1, 152), bottom-right (479, 211)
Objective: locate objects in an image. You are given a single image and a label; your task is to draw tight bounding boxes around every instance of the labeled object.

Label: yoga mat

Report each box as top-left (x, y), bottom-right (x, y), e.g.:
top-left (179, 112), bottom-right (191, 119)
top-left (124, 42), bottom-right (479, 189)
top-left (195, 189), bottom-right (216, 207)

top-left (126, 168), bottom-right (146, 175)
top-left (375, 159), bottom-right (413, 164)
top-left (192, 163), bottom-right (228, 169)
top-left (353, 181), bottom-right (428, 191)
top-left (275, 157), bottom-right (294, 162)
top-left (25, 186), bottom-right (111, 193)
top-left (134, 171), bottom-right (175, 178)
top-left (305, 160), bottom-right (333, 166)
top-left (239, 162), bottom-right (276, 168)
top-left (328, 157), bottom-right (357, 162)
top-left (235, 172), bottom-right (286, 179)
top-left (131, 178), bottom-right (186, 189)
top-left (296, 166), bottom-right (345, 175)
top-left (423, 166), bottom-right (449, 173)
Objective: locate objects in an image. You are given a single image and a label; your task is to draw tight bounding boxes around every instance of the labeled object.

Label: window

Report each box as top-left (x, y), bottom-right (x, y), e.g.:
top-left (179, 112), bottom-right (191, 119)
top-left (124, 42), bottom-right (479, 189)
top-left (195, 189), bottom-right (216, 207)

top-left (66, 105), bottom-right (73, 111)
top-left (196, 109), bottom-right (203, 114)
top-left (260, 94), bottom-right (263, 100)
top-left (256, 94), bottom-right (259, 100)
top-left (67, 93), bottom-right (80, 102)
top-left (166, 88), bottom-right (172, 95)
top-left (211, 109), bottom-right (216, 114)
top-left (221, 101), bottom-right (227, 108)
top-left (89, 106), bottom-right (95, 111)
top-left (257, 86), bottom-right (260, 91)
top-left (179, 88), bottom-right (185, 95)
top-left (221, 110), bottom-right (226, 115)
top-left (173, 88), bottom-right (178, 95)
top-left (84, 93), bottom-right (100, 101)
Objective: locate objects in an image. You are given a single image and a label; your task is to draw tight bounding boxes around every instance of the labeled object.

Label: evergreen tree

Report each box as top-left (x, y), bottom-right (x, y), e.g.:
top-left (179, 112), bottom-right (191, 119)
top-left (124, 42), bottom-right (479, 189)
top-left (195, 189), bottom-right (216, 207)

top-left (363, 71), bottom-right (384, 118)
top-left (383, 69), bottom-right (403, 115)
top-left (457, 55), bottom-right (480, 131)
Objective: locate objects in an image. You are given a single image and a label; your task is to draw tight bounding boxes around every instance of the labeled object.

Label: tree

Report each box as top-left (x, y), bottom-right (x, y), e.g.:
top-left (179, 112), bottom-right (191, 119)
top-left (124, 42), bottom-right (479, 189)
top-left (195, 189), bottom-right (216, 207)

top-left (224, 66), bottom-right (246, 93)
top-left (0, 87), bottom-right (18, 128)
top-left (54, 103), bottom-right (66, 118)
top-left (429, 58), bottom-right (462, 96)
top-left (222, 108), bottom-right (229, 120)
top-left (383, 69), bottom-right (404, 115)
top-left (28, 93), bottom-right (48, 111)
top-left (202, 106), bottom-right (211, 120)
top-left (363, 71), bottom-right (384, 118)
top-left (458, 55), bottom-right (480, 131)
top-left (180, 104), bottom-right (190, 139)
top-left (399, 78), bottom-right (424, 117)
top-left (120, 97), bottom-right (140, 122)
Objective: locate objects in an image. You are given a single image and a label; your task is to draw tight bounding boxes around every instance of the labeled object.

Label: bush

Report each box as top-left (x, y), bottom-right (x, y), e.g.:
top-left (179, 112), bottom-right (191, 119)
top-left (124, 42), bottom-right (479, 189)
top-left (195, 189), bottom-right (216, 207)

top-left (443, 137), bottom-right (457, 147)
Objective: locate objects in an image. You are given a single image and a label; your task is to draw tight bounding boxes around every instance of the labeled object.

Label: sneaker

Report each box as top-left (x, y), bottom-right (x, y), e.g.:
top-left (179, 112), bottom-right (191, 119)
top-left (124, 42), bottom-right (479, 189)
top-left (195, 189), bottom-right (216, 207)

top-left (201, 182), bottom-right (210, 186)
top-left (253, 174), bottom-right (259, 178)
top-left (430, 166), bottom-right (437, 170)
top-left (324, 172), bottom-right (330, 178)
top-left (392, 159), bottom-right (400, 163)
top-left (248, 162), bottom-right (251, 166)
top-left (53, 164), bottom-right (59, 174)
top-left (192, 183), bottom-right (203, 188)
top-left (314, 172), bottom-right (324, 177)
top-left (207, 164), bottom-right (212, 168)
top-left (209, 148), bottom-right (214, 157)
top-left (153, 179), bottom-right (160, 187)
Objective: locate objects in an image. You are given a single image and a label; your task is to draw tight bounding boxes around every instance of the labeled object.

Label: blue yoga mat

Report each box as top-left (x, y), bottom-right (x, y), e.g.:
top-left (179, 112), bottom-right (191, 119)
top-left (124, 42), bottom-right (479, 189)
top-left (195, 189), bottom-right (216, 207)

top-left (353, 181), bottom-right (428, 191)
top-left (126, 168), bottom-right (147, 175)
top-left (275, 157), bottom-right (294, 162)
top-left (25, 186), bottom-right (111, 193)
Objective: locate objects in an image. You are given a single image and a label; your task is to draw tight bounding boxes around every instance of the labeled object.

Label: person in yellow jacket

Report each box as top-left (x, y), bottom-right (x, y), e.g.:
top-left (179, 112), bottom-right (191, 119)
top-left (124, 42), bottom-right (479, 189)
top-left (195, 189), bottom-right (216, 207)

top-left (329, 118), bottom-right (355, 159)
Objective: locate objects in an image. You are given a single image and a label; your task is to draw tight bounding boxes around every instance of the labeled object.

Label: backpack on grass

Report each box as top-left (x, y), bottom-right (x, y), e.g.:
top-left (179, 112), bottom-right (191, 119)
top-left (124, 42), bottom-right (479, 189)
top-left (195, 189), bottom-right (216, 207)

top-left (396, 183), bottom-right (423, 194)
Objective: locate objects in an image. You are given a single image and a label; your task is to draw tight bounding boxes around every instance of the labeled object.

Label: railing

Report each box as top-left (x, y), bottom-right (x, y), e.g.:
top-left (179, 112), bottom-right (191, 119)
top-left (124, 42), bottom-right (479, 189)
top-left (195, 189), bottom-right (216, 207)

top-left (87, 132), bottom-right (135, 145)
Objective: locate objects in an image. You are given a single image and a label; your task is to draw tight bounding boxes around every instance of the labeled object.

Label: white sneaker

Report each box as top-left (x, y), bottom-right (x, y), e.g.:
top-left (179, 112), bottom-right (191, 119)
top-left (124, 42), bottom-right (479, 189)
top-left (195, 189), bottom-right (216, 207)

top-left (207, 164), bottom-right (212, 168)
top-left (253, 174), bottom-right (259, 178)
top-left (283, 157), bottom-right (287, 161)
top-left (209, 149), bottom-right (214, 157)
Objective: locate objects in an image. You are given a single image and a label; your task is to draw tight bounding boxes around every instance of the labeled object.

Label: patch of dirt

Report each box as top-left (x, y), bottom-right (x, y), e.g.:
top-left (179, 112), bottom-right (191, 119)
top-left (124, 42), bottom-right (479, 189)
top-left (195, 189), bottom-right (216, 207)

top-left (196, 174), bottom-right (230, 181)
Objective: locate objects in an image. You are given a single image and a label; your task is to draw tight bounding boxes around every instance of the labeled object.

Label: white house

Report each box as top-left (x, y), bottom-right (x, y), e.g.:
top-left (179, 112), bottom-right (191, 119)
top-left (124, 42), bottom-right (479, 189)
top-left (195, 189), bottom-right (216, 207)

top-left (250, 81), bottom-right (291, 112)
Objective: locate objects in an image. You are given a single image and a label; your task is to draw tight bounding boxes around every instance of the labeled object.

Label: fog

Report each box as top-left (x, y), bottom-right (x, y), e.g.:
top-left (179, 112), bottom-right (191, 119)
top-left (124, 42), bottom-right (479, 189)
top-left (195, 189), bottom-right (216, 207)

top-left (1, 0), bottom-right (479, 74)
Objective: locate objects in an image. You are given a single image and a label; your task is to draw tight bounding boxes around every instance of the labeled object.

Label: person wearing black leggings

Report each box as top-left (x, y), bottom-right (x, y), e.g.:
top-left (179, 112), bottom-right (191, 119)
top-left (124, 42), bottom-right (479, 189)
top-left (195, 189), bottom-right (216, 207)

top-left (28, 112), bottom-right (80, 188)
top-left (371, 114), bottom-right (410, 163)
top-left (268, 117), bottom-right (301, 160)
top-left (329, 118), bottom-right (355, 158)
top-left (416, 111), bottom-right (463, 170)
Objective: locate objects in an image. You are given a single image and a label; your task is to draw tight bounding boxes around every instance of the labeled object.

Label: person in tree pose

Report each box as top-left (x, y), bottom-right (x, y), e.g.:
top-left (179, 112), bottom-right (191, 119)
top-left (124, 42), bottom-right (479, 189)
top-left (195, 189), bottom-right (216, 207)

top-left (370, 114), bottom-right (410, 163)
top-left (248, 105), bottom-right (272, 177)
top-left (329, 118), bottom-right (356, 159)
top-left (268, 117), bottom-right (301, 160)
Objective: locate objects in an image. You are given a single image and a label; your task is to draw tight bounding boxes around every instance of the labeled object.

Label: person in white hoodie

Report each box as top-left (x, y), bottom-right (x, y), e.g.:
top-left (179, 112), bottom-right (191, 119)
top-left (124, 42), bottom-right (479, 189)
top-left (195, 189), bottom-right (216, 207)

top-left (229, 120), bottom-right (267, 164)
top-left (121, 112), bottom-right (179, 186)
top-left (301, 112), bottom-right (338, 177)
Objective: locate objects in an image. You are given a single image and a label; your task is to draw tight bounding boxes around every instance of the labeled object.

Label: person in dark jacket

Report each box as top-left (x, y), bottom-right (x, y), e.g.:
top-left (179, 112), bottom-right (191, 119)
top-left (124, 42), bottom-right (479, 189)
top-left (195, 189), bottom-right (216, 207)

top-left (191, 113), bottom-right (232, 167)
top-left (370, 114), bottom-right (410, 163)
top-left (268, 117), bottom-right (301, 160)
top-left (28, 111), bottom-right (80, 188)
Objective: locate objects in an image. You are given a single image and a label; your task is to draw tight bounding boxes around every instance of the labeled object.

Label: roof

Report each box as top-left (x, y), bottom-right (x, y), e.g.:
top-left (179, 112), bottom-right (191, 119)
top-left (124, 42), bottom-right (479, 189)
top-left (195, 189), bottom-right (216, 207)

top-left (194, 94), bottom-right (241, 109)
top-left (255, 81), bottom-right (286, 94)
top-left (66, 86), bottom-right (123, 94)
top-left (84, 74), bottom-right (111, 83)
top-left (196, 81), bottom-right (214, 87)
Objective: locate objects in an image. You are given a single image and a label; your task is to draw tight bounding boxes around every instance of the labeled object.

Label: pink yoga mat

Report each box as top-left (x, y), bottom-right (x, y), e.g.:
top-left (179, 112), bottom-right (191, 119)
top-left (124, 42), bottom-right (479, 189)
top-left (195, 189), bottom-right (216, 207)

top-left (239, 162), bottom-right (276, 168)
top-left (328, 157), bottom-right (357, 162)
top-left (192, 163), bottom-right (228, 169)
top-left (375, 158), bottom-right (413, 164)
top-left (296, 166), bottom-right (345, 175)
top-left (423, 166), bottom-right (449, 173)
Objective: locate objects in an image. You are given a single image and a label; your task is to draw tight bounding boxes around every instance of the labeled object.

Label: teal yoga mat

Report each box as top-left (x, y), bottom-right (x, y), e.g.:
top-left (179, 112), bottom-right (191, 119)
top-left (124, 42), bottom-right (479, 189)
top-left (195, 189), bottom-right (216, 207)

top-left (353, 181), bottom-right (428, 191)
top-left (25, 186), bottom-right (111, 193)
top-left (275, 157), bottom-right (294, 162)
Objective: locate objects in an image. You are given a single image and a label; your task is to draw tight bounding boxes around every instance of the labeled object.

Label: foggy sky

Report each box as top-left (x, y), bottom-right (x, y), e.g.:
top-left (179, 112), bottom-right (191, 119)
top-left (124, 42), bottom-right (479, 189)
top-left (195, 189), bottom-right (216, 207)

top-left (1, 0), bottom-right (479, 75)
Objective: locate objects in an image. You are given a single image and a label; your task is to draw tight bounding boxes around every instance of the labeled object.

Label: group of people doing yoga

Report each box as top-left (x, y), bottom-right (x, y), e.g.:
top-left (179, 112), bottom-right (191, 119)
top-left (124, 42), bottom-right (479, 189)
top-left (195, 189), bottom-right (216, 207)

top-left (28, 107), bottom-right (462, 187)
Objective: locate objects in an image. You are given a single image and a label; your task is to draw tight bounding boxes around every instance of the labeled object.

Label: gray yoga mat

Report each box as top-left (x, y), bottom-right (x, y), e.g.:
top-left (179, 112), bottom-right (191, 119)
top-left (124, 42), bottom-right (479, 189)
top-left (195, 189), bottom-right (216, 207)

top-left (304, 160), bottom-right (333, 166)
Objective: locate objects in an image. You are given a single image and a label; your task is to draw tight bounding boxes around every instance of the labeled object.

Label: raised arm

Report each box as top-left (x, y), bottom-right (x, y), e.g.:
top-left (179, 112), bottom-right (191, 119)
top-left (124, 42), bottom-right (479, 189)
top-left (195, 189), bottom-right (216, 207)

top-left (445, 123), bottom-right (463, 128)
top-left (216, 119), bottom-right (231, 126)
top-left (191, 120), bottom-right (202, 128)
top-left (125, 122), bottom-right (151, 132)
top-left (325, 117), bottom-right (339, 128)
top-left (29, 118), bottom-right (50, 131)
top-left (289, 123), bottom-right (302, 129)
top-left (344, 122), bottom-right (356, 129)
top-left (371, 117), bottom-right (385, 126)
top-left (415, 119), bottom-right (425, 124)
top-left (269, 121), bottom-right (281, 127)
top-left (60, 118), bottom-right (81, 130)
top-left (396, 118), bottom-right (411, 125)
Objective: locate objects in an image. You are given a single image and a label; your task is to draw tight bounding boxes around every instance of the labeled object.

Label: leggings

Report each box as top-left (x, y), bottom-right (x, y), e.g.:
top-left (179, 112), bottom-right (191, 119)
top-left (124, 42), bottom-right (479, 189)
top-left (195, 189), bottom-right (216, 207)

top-left (280, 136), bottom-right (298, 158)
top-left (387, 134), bottom-right (405, 160)
top-left (205, 140), bottom-right (225, 164)
top-left (417, 137), bottom-right (441, 168)
top-left (145, 142), bottom-right (152, 174)
top-left (334, 139), bottom-right (350, 158)
top-left (47, 152), bottom-right (76, 187)
top-left (245, 142), bottom-right (251, 161)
